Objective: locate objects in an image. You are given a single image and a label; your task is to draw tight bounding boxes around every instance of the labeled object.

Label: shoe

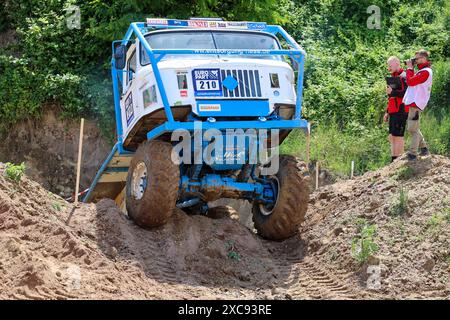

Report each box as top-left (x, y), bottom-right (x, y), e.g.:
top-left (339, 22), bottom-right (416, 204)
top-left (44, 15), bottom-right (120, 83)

top-left (420, 147), bottom-right (430, 156)
top-left (407, 153), bottom-right (417, 161)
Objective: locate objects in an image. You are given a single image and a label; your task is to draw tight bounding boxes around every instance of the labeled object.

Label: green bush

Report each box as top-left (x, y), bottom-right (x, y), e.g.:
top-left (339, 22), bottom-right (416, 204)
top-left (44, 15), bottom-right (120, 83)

top-left (420, 111), bottom-right (450, 156)
top-left (4, 162), bottom-right (25, 182)
top-left (0, 0), bottom-right (283, 136)
top-left (428, 59), bottom-right (450, 112)
top-left (281, 123), bottom-right (390, 177)
top-left (351, 219), bottom-right (379, 264)
top-left (0, 0), bottom-right (448, 170)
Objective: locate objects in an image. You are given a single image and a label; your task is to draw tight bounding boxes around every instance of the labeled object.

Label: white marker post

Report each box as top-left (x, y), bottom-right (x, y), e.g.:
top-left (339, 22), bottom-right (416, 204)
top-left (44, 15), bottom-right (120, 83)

top-left (74, 118), bottom-right (84, 206)
top-left (306, 122), bottom-right (311, 165)
top-left (351, 160), bottom-right (355, 179)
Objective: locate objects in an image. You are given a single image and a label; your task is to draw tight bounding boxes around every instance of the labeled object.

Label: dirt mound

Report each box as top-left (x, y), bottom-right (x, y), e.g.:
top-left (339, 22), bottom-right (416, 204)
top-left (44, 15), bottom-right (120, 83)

top-left (0, 164), bottom-right (293, 299)
top-left (303, 155), bottom-right (450, 299)
top-left (0, 155), bottom-right (448, 299)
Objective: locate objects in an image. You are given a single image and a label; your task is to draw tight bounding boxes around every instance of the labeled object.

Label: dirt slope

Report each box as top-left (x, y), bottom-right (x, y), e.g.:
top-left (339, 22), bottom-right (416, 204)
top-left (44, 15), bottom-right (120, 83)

top-left (0, 109), bottom-right (111, 198)
top-left (0, 155), bottom-right (448, 299)
top-left (303, 155), bottom-right (449, 299)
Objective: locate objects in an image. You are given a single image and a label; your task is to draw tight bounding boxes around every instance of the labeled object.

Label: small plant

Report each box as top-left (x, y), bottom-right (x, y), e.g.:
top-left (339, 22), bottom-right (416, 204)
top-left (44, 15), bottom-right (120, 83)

top-left (390, 187), bottom-right (409, 216)
top-left (354, 217), bottom-right (369, 229)
top-left (351, 221), bottom-right (379, 264)
top-left (228, 251), bottom-right (241, 261)
top-left (52, 202), bottom-right (62, 211)
top-left (425, 209), bottom-right (449, 236)
top-left (225, 240), bottom-right (241, 261)
top-left (426, 213), bottom-right (443, 229)
top-left (4, 162), bottom-right (26, 182)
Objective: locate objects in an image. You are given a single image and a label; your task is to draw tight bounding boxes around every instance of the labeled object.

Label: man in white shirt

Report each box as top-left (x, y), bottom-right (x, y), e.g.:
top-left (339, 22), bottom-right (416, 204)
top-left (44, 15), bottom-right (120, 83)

top-left (403, 49), bottom-right (433, 160)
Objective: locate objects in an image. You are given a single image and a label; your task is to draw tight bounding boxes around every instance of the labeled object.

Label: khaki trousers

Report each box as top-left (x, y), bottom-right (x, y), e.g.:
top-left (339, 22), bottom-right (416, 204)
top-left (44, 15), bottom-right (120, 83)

top-left (407, 106), bottom-right (427, 155)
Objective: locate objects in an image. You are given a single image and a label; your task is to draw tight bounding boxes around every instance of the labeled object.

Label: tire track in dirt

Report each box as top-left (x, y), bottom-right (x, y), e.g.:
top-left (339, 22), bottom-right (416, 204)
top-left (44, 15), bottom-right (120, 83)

top-left (264, 239), bottom-right (363, 299)
top-left (104, 209), bottom-right (192, 287)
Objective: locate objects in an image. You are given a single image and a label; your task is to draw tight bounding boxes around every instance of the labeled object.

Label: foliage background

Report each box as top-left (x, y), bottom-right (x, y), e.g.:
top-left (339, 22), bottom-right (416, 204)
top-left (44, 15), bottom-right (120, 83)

top-left (0, 0), bottom-right (448, 175)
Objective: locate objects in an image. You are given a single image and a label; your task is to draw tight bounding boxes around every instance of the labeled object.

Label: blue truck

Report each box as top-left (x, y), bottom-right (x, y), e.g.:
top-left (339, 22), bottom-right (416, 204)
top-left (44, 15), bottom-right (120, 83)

top-left (83, 18), bottom-right (310, 240)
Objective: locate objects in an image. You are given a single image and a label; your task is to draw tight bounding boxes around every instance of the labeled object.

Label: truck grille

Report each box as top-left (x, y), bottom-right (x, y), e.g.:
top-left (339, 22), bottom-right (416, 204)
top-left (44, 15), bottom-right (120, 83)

top-left (220, 69), bottom-right (262, 98)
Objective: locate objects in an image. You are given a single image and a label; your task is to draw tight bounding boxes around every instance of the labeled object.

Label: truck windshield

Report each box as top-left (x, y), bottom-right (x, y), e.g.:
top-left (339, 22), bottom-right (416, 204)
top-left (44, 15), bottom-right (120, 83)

top-left (140, 31), bottom-right (281, 65)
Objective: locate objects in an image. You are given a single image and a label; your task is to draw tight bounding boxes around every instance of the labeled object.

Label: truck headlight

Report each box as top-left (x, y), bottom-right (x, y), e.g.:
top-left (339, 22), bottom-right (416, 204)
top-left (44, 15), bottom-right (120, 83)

top-left (270, 73), bottom-right (280, 88)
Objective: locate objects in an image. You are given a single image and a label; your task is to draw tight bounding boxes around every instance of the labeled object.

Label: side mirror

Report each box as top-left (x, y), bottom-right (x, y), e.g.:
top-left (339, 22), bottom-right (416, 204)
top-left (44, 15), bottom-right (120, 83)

top-left (114, 45), bottom-right (126, 70)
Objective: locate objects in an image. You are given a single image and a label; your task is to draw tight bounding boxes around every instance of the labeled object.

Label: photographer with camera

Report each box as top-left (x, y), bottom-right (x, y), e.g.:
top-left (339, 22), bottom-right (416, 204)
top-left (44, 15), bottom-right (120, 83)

top-left (403, 49), bottom-right (433, 160)
top-left (384, 56), bottom-right (408, 162)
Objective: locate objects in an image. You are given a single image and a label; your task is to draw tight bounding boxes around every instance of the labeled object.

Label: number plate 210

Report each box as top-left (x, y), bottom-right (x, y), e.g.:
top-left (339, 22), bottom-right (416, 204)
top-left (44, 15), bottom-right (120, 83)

top-left (192, 68), bottom-right (223, 97)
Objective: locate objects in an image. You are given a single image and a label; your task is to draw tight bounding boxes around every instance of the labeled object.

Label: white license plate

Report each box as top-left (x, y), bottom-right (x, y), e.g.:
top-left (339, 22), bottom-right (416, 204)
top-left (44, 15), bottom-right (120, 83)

top-left (195, 79), bottom-right (219, 91)
top-left (192, 68), bottom-right (223, 96)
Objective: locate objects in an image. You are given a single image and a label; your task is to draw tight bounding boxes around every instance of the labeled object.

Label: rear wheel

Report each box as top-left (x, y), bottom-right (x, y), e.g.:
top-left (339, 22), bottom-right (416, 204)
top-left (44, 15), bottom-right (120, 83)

top-left (252, 155), bottom-right (310, 240)
top-left (126, 140), bottom-right (179, 228)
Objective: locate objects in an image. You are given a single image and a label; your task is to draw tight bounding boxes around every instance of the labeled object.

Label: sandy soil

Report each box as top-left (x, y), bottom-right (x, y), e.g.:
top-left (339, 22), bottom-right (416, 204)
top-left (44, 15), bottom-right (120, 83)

top-left (0, 155), bottom-right (448, 299)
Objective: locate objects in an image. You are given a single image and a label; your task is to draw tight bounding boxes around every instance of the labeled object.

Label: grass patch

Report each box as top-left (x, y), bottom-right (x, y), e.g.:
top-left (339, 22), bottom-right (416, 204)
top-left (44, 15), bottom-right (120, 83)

top-left (424, 208), bottom-right (449, 236)
top-left (52, 202), bottom-right (62, 211)
top-left (419, 111), bottom-right (450, 156)
top-left (4, 162), bottom-right (26, 182)
top-left (281, 123), bottom-right (390, 178)
top-left (426, 213), bottom-right (444, 229)
top-left (281, 112), bottom-right (449, 179)
top-left (389, 187), bottom-right (409, 217)
top-left (351, 218), bottom-right (379, 264)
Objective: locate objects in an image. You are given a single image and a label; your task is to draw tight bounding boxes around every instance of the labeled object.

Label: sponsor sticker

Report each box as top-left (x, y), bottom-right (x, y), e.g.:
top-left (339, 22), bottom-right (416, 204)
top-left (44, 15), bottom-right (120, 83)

top-left (208, 21), bottom-right (218, 28)
top-left (146, 18), bottom-right (168, 25)
top-left (168, 19), bottom-right (188, 27)
top-left (125, 92), bottom-right (134, 125)
top-left (217, 21), bottom-right (227, 28)
top-left (192, 68), bottom-right (223, 97)
top-left (188, 20), bottom-right (208, 28)
top-left (247, 22), bottom-right (267, 30)
top-left (226, 21), bottom-right (247, 29)
top-left (199, 104), bottom-right (221, 112)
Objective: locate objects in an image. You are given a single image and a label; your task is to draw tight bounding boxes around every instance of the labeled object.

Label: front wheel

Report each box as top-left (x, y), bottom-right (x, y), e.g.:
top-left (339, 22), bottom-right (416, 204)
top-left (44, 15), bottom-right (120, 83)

top-left (252, 155), bottom-right (310, 241)
top-left (126, 140), bottom-right (179, 228)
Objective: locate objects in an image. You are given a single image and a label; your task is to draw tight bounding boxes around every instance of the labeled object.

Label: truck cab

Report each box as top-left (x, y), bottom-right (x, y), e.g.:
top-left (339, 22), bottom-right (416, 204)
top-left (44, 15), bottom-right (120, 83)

top-left (119, 26), bottom-right (298, 150)
top-left (85, 19), bottom-right (309, 241)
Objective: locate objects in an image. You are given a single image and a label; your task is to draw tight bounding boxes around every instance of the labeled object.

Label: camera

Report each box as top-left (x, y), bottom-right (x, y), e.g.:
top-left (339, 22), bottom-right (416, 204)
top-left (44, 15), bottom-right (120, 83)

top-left (404, 57), bottom-right (416, 65)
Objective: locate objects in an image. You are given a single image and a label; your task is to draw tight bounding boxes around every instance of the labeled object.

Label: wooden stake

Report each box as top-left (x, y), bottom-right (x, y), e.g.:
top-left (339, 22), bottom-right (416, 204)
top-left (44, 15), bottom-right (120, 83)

top-left (306, 122), bottom-right (311, 165)
top-left (74, 118), bottom-right (84, 206)
top-left (315, 161), bottom-right (319, 190)
top-left (351, 160), bottom-right (355, 179)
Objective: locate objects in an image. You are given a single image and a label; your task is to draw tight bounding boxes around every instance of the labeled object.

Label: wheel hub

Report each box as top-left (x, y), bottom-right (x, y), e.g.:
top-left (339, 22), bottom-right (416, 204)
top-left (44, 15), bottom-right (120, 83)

top-left (259, 177), bottom-right (280, 216)
top-left (131, 161), bottom-right (147, 200)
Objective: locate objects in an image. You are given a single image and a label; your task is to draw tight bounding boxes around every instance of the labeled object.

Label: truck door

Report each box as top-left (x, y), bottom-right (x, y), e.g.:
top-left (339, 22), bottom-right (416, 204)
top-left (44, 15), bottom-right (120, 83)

top-left (121, 46), bottom-right (137, 136)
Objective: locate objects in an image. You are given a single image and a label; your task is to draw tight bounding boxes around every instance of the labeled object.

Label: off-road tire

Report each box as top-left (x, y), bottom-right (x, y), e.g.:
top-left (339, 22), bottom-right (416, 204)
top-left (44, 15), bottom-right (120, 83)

top-left (126, 140), bottom-right (179, 228)
top-left (252, 155), bottom-right (310, 240)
